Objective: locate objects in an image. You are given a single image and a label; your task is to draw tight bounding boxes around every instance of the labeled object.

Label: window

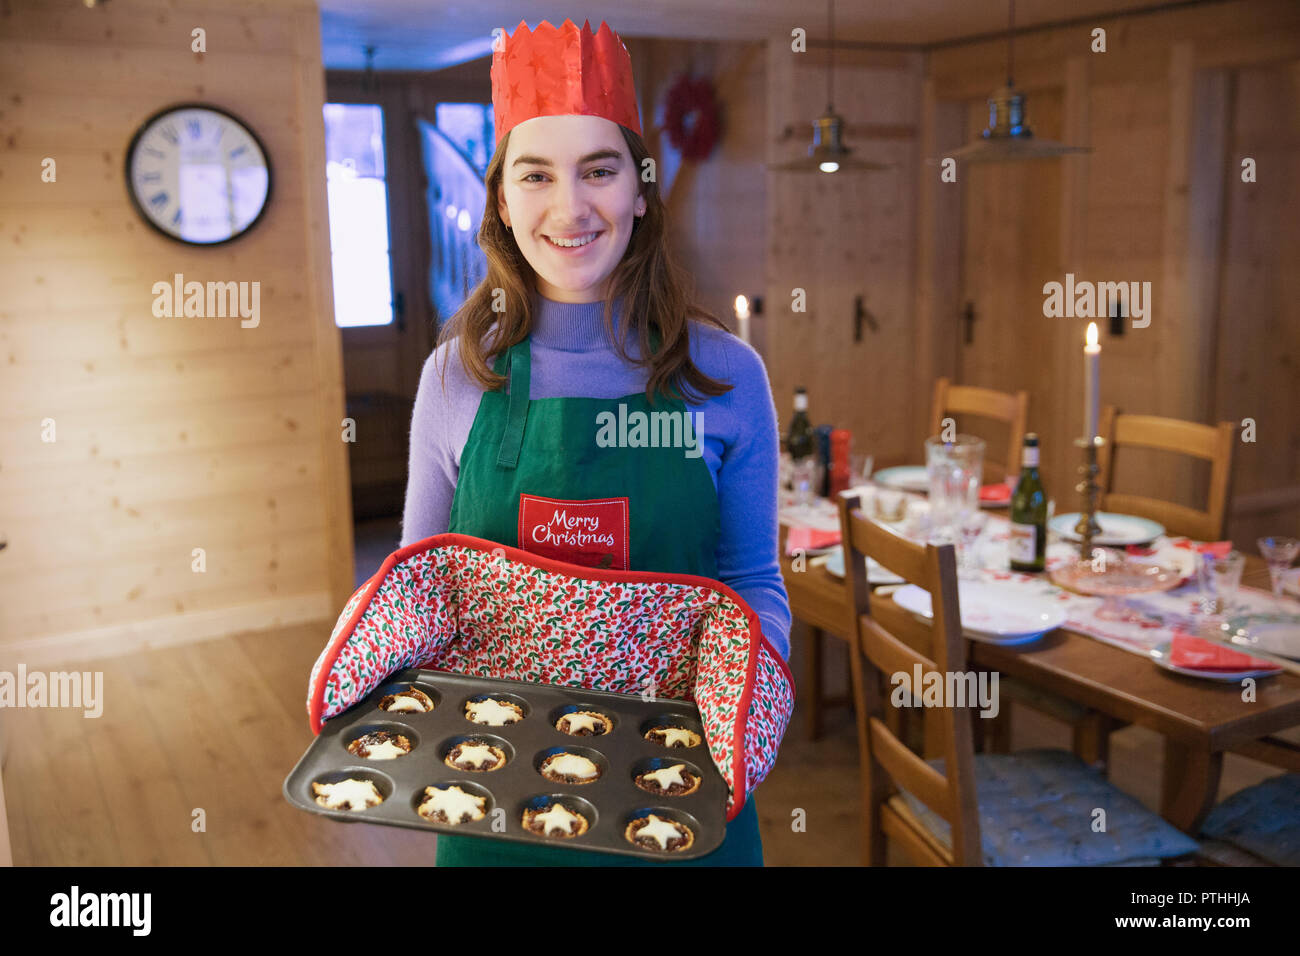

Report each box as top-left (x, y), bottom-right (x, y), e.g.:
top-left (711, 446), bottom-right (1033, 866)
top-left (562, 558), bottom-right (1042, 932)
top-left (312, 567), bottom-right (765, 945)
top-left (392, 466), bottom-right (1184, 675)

top-left (323, 103), bottom-right (395, 328)
top-left (435, 103), bottom-right (495, 177)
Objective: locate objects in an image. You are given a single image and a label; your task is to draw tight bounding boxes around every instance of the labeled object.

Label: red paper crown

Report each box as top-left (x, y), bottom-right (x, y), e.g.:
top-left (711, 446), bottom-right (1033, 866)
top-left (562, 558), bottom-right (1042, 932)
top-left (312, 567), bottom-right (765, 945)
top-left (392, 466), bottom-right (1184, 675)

top-left (491, 19), bottom-right (641, 148)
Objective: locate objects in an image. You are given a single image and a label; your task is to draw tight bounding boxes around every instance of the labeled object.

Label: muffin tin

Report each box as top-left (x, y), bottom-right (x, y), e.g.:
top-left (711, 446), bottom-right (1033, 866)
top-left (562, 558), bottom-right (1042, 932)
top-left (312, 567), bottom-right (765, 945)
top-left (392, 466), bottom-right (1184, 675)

top-left (284, 667), bottom-right (727, 860)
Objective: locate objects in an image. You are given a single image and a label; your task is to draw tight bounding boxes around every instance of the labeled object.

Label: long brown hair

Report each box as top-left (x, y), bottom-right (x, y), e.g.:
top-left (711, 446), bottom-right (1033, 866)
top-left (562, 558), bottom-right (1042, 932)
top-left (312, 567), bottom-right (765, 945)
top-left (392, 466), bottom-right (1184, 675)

top-left (435, 123), bottom-right (733, 405)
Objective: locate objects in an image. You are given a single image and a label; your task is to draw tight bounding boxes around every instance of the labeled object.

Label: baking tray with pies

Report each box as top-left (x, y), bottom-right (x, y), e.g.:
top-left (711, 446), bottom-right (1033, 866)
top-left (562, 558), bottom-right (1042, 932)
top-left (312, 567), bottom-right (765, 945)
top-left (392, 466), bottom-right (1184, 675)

top-left (283, 667), bottom-right (728, 860)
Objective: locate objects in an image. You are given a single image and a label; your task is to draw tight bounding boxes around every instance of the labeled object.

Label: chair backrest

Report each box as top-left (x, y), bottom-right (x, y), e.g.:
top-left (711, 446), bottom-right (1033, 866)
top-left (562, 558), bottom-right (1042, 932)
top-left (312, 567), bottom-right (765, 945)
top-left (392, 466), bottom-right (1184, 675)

top-left (929, 378), bottom-right (1029, 483)
top-left (1096, 406), bottom-right (1236, 541)
top-left (837, 490), bottom-right (981, 865)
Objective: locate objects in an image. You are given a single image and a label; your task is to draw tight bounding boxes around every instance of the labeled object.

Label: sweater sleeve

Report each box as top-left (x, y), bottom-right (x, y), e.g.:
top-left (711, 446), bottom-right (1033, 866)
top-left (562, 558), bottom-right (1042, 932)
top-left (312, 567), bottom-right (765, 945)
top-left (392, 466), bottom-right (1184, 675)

top-left (701, 332), bottom-right (792, 662)
top-left (398, 342), bottom-right (470, 549)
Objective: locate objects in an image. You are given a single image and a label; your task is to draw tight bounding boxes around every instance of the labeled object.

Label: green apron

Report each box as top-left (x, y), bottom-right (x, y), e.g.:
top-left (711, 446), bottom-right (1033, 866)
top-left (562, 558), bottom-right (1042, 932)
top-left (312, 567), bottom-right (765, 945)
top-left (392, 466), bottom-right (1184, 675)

top-left (437, 331), bottom-right (764, 866)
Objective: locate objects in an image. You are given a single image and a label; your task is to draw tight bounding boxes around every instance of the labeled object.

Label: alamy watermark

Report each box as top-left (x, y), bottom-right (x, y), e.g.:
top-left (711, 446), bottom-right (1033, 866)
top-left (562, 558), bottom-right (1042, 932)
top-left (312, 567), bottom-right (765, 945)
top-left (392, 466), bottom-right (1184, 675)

top-left (595, 403), bottom-right (703, 459)
top-left (152, 272), bottom-right (260, 328)
top-left (891, 664), bottom-right (1000, 718)
top-left (0, 665), bottom-right (103, 718)
top-left (1042, 273), bottom-right (1151, 328)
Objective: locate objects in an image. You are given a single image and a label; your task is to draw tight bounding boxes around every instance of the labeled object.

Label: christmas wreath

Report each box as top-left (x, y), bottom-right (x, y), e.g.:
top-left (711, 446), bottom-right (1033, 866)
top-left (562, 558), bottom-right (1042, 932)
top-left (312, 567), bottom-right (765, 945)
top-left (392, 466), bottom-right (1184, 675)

top-left (664, 74), bottom-right (722, 161)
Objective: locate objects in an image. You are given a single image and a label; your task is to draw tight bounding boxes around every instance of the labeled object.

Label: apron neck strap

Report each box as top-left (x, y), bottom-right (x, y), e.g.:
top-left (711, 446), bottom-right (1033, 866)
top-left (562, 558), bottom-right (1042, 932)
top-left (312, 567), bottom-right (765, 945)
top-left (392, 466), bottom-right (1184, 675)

top-left (495, 338), bottom-right (531, 470)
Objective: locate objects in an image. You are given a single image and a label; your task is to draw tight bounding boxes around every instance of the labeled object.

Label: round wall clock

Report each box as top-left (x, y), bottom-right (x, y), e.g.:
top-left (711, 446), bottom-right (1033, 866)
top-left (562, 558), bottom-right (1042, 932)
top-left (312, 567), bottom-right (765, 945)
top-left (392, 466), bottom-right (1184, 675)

top-left (125, 103), bottom-right (273, 245)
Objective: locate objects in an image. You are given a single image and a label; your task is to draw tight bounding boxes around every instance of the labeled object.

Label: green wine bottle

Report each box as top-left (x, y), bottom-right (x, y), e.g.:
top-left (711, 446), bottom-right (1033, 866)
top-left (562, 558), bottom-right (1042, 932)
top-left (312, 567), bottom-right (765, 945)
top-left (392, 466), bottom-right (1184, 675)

top-left (1009, 433), bottom-right (1047, 572)
top-left (787, 387), bottom-right (814, 462)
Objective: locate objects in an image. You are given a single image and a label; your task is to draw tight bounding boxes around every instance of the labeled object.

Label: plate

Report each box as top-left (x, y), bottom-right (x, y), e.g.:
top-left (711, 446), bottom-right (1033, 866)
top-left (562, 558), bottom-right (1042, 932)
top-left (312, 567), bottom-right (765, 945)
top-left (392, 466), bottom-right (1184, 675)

top-left (823, 548), bottom-right (905, 585)
top-left (1223, 613), bottom-right (1300, 661)
top-left (873, 466), bottom-right (930, 494)
top-left (1049, 512), bottom-right (1165, 546)
top-left (1149, 640), bottom-right (1282, 681)
top-left (890, 579), bottom-right (1066, 642)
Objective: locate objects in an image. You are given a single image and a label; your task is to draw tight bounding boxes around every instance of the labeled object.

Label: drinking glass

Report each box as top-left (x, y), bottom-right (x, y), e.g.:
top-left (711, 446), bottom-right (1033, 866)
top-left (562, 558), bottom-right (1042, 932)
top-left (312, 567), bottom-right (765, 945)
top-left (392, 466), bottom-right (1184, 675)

top-left (1197, 550), bottom-right (1245, 617)
top-left (792, 457), bottom-right (822, 508)
top-left (1257, 536), bottom-right (1300, 598)
top-left (849, 452), bottom-right (874, 489)
top-left (874, 489), bottom-right (907, 523)
top-left (925, 435), bottom-right (985, 544)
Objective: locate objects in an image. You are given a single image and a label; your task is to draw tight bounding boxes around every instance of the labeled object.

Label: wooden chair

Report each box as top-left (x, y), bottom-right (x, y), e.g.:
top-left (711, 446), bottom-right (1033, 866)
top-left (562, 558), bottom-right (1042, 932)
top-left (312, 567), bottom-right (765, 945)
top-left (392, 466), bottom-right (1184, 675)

top-left (929, 379), bottom-right (1115, 768)
top-left (929, 378), bottom-right (1029, 482)
top-left (1096, 406), bottom-right (1237, 541)
top-left (837, 490), bottom-right (1200, 866)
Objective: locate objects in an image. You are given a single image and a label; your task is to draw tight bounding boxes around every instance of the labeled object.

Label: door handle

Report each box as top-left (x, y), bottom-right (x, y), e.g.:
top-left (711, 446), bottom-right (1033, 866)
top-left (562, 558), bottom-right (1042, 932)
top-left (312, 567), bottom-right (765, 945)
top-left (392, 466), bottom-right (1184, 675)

top-left (854, 295), bottom-right (878, 342)
top-left (962, 301), bottom-right (976, 345)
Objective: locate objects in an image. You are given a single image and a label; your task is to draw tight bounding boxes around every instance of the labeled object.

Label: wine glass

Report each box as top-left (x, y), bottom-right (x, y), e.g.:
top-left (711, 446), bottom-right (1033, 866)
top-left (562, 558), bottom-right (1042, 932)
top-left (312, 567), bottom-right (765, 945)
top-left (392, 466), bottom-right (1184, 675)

top-left (1257, 537), bottom-right (1300, 598)
top-left (957, 509), bottom-right (988, 578)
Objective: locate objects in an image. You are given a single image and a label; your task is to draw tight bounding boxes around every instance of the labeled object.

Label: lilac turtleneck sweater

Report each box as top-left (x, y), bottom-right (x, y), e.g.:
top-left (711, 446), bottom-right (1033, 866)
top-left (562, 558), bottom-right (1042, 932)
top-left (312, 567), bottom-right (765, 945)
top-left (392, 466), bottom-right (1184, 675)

top-left (398, 293), bottom-right (791, 662)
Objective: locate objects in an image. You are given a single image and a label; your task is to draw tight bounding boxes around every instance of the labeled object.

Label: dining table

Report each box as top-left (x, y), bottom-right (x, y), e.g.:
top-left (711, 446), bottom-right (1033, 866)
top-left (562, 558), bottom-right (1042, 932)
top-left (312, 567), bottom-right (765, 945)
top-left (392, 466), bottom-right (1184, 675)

top-left (779, 493), bottom-right (1300, 835)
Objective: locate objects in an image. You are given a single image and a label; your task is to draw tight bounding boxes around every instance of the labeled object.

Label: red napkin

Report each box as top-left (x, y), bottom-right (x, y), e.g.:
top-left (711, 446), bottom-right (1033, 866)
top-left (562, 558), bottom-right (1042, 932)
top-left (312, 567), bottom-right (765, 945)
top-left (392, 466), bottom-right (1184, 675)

top-left (1168, 630), bottom-right (1279, 672)
top-left (785, 525), bottom-right (840, 555)
top-left (1171, 539), bottom-right (1232, 557)
top-left (980, 482), bottom-right (1012, 503)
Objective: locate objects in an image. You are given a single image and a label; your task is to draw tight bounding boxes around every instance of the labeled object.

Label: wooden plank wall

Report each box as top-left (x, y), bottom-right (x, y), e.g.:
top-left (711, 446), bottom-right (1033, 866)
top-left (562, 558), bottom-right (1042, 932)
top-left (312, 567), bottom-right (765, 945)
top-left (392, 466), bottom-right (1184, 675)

top-left (920, 0), bottom-right (1300, 543)
top-left (0, 0), bottom-right (354, 667)
top-left (765, 39), bottom-right (924, 460)
top-left (628, 37), bottom-right (769, 342)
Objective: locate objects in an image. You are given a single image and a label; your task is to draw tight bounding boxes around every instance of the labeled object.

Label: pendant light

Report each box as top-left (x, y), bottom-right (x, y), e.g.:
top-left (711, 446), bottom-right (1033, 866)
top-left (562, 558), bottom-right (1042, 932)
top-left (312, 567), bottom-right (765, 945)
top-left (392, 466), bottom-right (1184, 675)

top-left (770, 0), bottom-right (890, 174)
top-left (939, 0), bottom-right (1091, 164)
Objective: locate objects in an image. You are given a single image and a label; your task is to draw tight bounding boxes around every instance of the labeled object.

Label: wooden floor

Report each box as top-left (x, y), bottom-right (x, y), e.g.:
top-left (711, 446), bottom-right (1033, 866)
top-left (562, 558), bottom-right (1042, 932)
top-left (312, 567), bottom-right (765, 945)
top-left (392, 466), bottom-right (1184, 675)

top-left (1, 518), bottom-right (1288, 866)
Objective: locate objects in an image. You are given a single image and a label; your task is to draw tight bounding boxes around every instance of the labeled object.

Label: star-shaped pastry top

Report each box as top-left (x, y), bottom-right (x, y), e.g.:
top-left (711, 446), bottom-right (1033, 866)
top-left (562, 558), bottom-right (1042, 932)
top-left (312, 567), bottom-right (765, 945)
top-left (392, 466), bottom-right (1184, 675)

top-left (635, 814), bottom-right (685, 849)
top-left (359, 737), bottom-right (408, 760)
top-left (657, 727), bottom-right (698, 747)
top-left (562, 712), bottom-right (603, 734)
top-left (643, 764), bottom-right (687, 789)
top-left (314, 778), bottom-right (382, 810)
top-left (386, 691), bottom-right (431, 713)
top-left (466, 698), bottom-right (521, 725)
top-left (422, 785), bottom-right (485, 822)
top-left (454, 744), bottom-right (500, 768)
top-left (545, 753), bottom-right (599, 778)
top-left (534, 803), bottom-right (581, 835)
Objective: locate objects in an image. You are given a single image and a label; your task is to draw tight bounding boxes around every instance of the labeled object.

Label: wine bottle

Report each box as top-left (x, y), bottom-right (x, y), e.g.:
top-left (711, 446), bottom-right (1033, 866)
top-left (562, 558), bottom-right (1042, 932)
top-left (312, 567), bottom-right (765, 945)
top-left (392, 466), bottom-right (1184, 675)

top-left (787, 388), bottom-right (814, 462)
top-left (1009, 433), bottom-right (1047, 572)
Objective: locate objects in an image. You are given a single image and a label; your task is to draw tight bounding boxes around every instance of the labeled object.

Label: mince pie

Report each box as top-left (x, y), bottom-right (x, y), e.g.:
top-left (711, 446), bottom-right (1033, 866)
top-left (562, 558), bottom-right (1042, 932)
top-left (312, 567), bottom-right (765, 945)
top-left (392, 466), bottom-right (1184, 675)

top-left (522, 802), bottom-right (589, 839)
top-left (634, 763), bottom-right (700, 797)
top-left (464, 698), bottom-right (523, 726)
top-left (417, 785), bottom-right (488, 825)
top-left (346, 730), bottom-right (412, 760)
top-left (625, 813), bottom-right (694, 852)
top-left (379, 687), bottom-right (435, 713)
top-left (643, 726), bottom-right (701, 749)
top-left (538, 752), bottom-right (601, 784)
top-left (555, 711), bottom-right (611, 736)
top-left (444, 741), bottom-right (507, 772)
top-left (312, 778), bottom-right (383, 810)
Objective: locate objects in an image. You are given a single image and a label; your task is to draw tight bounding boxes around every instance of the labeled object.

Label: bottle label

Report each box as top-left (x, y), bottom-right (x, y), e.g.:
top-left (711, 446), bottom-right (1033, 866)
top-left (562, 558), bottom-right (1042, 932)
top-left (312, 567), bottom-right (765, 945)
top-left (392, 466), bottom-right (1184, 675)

top-left (794, 393), bottom-right (808, 412)
top-left (1021, 446), bottom-right (1039, 467)
top-left (1009, 522), bottom-right (1037, 563)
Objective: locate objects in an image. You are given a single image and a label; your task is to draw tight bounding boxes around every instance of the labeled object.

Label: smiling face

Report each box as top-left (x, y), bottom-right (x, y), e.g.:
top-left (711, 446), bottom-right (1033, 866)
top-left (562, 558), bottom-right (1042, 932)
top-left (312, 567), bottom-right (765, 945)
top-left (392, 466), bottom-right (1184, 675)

top-left (497, 114), bottom-right (646, 303)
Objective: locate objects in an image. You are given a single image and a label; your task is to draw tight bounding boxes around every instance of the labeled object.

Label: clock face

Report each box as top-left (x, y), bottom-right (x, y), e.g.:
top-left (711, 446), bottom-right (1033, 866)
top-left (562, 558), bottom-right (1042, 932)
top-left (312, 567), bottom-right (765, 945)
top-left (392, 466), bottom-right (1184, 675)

top-left (125, 104), bottom-right (272, 245)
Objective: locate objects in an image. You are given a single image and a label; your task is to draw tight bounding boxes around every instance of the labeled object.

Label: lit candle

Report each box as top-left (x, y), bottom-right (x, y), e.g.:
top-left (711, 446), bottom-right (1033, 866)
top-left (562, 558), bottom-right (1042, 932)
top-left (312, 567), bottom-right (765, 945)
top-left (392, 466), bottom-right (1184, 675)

top-left (1084, 322), bottom-right (1100, 440)
top-left (734, 294), bottom-right (750, 345)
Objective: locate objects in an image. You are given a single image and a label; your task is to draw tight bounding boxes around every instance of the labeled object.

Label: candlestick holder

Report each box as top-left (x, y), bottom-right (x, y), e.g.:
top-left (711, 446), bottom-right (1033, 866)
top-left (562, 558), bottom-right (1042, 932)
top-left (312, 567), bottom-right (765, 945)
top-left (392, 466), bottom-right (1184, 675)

top-left (1073, 435), bottom-right (1106, 560)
